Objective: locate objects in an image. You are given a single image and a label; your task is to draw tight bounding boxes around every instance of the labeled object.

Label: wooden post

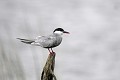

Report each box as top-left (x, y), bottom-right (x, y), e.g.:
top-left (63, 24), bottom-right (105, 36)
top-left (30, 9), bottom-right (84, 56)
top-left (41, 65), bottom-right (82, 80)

top-left (41, 53), bottom-right (57, 80)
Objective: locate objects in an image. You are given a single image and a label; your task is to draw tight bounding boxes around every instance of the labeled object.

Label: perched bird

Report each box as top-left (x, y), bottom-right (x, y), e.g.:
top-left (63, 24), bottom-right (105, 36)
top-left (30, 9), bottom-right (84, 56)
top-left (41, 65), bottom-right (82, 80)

top-left (17, 28), bottom-right (69, 54)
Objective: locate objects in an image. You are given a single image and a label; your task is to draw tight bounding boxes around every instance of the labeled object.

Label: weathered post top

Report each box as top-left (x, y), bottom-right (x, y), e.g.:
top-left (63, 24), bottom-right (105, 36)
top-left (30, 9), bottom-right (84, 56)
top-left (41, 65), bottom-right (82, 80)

top-left (41, 53), bottom-right (57, 80)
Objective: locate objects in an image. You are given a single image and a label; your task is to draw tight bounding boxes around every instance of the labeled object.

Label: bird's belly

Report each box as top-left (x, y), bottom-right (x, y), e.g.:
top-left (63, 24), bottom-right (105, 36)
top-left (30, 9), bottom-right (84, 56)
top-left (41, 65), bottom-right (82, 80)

top-left (44, 39), bottom-right (62, 48)
top-left (52, 41), bottom-right (61, 48)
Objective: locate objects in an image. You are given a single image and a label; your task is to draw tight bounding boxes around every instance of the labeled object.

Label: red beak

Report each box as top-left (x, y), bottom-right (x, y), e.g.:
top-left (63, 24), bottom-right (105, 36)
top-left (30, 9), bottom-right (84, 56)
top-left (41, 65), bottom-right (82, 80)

top-left (63, 31), bottom-right (70, 34)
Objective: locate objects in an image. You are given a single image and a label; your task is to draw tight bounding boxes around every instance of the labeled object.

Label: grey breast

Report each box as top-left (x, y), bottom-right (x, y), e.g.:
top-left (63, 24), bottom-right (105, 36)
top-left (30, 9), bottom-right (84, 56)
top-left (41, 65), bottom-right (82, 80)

top-left (34, 34), bottom-right (62, 48)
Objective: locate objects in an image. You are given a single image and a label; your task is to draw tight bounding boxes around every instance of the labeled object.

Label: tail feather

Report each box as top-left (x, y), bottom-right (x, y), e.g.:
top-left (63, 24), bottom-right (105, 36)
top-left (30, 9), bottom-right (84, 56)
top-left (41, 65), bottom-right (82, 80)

top-left (17, 38), bottom-right (35, 44)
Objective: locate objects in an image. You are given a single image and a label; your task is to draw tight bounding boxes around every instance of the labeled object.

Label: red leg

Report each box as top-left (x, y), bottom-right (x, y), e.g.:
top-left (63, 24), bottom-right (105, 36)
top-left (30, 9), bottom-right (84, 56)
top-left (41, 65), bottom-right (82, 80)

top-left (51, 48), bottom-right (55, 54)
top-left (48, 48), bottom-right (51, 54)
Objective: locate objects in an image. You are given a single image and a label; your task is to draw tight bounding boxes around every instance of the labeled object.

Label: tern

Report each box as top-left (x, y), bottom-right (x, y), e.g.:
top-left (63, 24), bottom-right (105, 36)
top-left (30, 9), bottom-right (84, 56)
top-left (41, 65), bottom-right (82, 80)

top-left (17, 28), bottom-right (69, 54)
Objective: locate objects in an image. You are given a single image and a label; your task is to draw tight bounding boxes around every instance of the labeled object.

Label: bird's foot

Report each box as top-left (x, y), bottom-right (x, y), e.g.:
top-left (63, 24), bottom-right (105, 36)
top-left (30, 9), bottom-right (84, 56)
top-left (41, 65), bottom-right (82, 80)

top-left (49, 52), bottom-right (56, 56)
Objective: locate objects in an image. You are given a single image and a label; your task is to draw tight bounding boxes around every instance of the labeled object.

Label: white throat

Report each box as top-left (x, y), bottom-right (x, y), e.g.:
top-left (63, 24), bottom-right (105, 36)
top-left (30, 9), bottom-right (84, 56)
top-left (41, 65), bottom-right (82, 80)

top-left (54, 31), bottom-right (63, 35)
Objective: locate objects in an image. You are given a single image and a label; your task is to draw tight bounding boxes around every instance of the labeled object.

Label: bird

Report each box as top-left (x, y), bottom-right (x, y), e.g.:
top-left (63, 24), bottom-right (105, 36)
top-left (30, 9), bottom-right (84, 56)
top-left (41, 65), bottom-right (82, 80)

top-left (17, 28), bottom-right (69, 54)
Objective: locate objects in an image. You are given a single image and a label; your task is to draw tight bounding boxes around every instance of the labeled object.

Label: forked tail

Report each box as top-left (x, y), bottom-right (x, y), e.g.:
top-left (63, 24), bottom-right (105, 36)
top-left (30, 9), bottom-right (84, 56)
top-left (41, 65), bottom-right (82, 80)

top-left (17, 38), bottom-right (35, 44)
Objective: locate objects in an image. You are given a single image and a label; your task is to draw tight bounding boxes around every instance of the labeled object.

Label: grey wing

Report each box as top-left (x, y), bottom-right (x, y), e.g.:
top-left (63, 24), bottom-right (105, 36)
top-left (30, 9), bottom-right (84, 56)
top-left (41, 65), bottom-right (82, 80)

top-left (33, 35), bottom-right (56, 48)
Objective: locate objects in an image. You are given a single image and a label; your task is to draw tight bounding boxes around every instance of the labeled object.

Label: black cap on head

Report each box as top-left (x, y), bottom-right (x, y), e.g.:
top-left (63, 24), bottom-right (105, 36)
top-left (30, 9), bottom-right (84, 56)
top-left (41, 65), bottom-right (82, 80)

top-left (53, 28), bottom-right (64, 32)
top-left (53, 28), bottom-right (70, 34)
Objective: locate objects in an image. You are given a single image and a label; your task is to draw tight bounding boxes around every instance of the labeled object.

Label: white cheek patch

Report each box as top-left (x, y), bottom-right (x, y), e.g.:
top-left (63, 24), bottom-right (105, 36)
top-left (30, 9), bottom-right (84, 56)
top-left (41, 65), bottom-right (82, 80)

top-left (54, 31), bottom-right (63, 35)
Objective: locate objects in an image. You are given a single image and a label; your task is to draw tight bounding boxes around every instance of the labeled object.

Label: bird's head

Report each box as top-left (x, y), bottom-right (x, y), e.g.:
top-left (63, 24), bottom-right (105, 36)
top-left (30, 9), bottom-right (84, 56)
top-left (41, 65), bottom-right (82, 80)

top-left (53, 28), bottom-right (69, 35)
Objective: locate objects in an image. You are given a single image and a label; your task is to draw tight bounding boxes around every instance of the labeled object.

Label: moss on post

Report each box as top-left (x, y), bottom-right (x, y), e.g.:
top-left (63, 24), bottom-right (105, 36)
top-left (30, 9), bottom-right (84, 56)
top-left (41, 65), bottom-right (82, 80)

top-left (41, 53), bottom-right (57, 80)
